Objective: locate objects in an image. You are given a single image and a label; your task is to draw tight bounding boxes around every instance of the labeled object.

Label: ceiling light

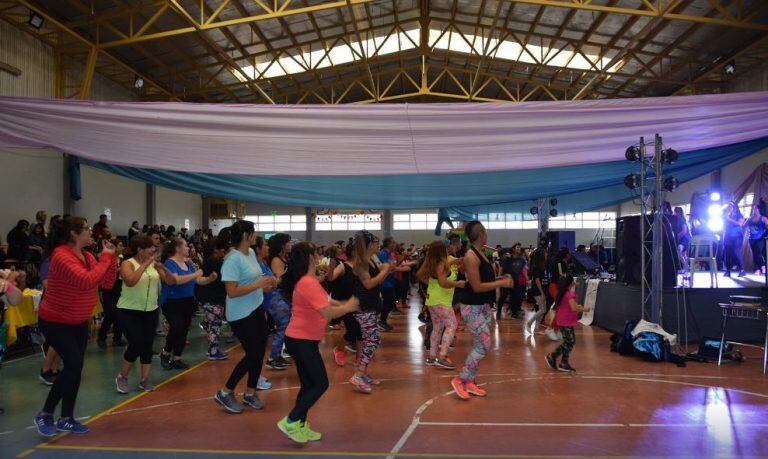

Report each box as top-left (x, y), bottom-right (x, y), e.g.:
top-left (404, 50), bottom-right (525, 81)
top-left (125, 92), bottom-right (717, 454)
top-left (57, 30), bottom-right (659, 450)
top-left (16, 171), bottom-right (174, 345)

top-left (28, 10), bottom-right (44, 30)
top-left (529, 206), bottom-right (538, 216)
top-left (624, 173), bottom-right (640, 190)
top-left (133, 76), bottom-right (144, 89)
top-left (661, 148), bottom-right (678, 164)
top-left (625, 145), bottom-right (641, 162)
top-left (663, 176), bottom-right (679, 192)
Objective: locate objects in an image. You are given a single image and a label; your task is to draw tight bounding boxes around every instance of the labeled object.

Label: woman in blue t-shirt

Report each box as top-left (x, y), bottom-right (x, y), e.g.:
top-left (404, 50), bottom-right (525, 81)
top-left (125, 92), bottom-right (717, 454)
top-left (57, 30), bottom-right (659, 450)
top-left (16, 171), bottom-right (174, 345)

top-left (160, 238), bottom-right (217, 370)
top-left (214, 221), bottom-right (277, 413)
top-left (747, 206), bottom-right (768, 274)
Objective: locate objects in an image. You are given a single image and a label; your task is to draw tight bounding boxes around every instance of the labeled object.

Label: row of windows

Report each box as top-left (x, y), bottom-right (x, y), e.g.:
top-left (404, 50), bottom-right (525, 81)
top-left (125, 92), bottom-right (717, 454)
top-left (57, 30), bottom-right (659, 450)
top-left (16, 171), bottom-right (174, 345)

top-left (245, 211), bottom-right (619, 232)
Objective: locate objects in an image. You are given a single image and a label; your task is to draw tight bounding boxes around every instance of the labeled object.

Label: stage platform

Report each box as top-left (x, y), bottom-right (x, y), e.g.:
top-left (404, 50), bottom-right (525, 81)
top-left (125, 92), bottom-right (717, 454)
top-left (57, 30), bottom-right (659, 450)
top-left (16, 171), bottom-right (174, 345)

top-left (593, 274), bottom-right (767, 343)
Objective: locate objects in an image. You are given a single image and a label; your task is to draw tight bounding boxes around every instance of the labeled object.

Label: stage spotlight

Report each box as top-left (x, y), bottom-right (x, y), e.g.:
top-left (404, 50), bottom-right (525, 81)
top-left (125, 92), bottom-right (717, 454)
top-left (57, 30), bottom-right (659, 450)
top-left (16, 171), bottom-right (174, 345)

top-left (549, 198), bottom-right (558, 207)
top-left (28, 10), bottom-right (44, 29)
top-left (625, 145), bottom-right (641, 162)
top-left (707, 203), bottom-right (724, 218)
top-left (724, 60), bottom-right (735, 75)
top-left (529, 206), bottom-right (538, 216)
top-left (710, 191), bottom-right (721, 202)
top-left (133, 75), bottom-right (144, 89)
top-left (624, 173), bottom-right (640, 189)
top-left (663, 176), bottom-right (679, 192)
top-left (661, 148), bottom-right (678, 164)
top-left (708, 216), bottom-right (724, 232)
top-left (549, 209), bottom-right (558, 218)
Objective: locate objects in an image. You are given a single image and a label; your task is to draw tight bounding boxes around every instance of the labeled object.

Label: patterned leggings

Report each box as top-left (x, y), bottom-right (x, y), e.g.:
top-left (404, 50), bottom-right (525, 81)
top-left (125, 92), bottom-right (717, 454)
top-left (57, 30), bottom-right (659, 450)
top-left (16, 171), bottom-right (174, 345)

top-left (458, 303), bottom-right (491, 383)
top-left (354, 311), bottom-right (381, 369)
top-left (428, 305), bottom-right (457, 359)
top-left (201, 302), bottom-right (224, 355)
top-left (264, 293), bottom-right (291, 359)
top-left (551, 326), bottom-right (575, 364)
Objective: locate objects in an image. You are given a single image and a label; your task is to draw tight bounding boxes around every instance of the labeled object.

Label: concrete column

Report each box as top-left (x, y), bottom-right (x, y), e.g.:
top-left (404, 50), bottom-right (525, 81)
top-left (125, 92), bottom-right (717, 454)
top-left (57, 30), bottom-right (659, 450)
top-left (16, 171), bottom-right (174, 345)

top-left (383, 210), bottom-right (393, 238)
top-left (146, 184), bottom-right (156, 225)
top-left (305, 207), bottom-right (313, 241)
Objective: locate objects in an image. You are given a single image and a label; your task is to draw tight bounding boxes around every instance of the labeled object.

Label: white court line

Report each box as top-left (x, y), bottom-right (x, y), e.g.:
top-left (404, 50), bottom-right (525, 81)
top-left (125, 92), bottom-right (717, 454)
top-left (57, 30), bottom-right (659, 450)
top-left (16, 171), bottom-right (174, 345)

top-left (419, 422), bottom-right (625, 427)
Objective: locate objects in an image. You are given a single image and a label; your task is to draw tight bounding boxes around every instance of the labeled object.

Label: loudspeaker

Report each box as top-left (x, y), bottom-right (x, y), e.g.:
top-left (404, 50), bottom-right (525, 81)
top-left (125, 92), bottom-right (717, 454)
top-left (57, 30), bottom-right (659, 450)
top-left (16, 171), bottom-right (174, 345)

top-left (615, 215), bottom-right (678, 287)
top-left (572, 252), bottom-right (600, 275)
top-left (546, 231), bottom-right (575, 251)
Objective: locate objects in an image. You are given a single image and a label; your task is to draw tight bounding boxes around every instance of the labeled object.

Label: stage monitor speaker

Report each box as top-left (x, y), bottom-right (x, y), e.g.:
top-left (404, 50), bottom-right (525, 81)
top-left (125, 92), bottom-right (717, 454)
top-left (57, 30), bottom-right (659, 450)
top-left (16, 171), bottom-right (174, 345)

top-left (572, 252), bottom-right (600, 275)
top-left (615, 215), bottom-right (678, 287)
top-left (546, 231), bottom-right (575, 251)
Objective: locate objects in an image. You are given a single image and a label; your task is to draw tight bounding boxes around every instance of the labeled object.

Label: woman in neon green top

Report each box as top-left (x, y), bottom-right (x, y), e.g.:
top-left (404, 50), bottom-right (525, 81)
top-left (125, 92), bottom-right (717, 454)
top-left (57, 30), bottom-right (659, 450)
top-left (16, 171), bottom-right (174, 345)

top-left (114, 235), bottom-right (173, 394)
top-left (417, 240), bottom-right (465, 370)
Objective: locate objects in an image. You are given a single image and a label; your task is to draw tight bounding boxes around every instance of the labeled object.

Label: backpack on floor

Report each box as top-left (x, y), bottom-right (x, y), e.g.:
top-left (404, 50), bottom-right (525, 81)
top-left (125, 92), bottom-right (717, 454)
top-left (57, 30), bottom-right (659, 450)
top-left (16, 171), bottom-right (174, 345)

top-left (632, 331), bottom-right (672, 362)
top-left (610, 320), bottom-right (637, 356)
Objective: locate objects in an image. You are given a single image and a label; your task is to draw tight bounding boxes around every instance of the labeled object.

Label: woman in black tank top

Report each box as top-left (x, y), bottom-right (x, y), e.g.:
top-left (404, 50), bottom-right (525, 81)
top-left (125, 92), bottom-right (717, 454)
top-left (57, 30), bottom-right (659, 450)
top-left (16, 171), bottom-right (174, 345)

top-left (327, 248), bottom-right (362, 365)
top-left (451, 221), bottom-right (513, 401)
top-left (348, 231), bottom-right (391, 394)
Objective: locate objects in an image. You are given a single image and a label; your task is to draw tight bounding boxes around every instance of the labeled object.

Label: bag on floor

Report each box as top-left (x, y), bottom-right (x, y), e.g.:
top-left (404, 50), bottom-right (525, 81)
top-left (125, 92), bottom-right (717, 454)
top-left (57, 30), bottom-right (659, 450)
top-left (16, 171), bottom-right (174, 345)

top-left (632, 331), bottom-right (671, 362)
top-left (610, 320), bottom-right (638, 356)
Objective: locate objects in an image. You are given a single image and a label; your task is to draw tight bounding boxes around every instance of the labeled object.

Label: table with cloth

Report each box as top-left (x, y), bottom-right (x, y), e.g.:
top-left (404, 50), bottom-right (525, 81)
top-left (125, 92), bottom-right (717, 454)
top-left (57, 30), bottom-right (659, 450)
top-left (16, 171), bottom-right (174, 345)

top-left (4, 289), bottom-right (103, 346)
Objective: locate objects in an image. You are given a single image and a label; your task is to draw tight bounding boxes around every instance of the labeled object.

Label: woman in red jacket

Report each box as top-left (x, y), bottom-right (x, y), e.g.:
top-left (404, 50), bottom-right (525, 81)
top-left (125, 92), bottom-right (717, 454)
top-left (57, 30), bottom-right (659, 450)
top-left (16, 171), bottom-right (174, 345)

top-left (34, 217), bottom-right (118, 437)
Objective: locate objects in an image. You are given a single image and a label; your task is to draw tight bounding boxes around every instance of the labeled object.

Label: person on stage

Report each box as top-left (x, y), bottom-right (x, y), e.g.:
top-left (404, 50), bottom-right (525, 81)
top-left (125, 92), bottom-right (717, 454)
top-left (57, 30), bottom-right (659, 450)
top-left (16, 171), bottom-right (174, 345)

top-left (723, 202), bottom-right (746, 277)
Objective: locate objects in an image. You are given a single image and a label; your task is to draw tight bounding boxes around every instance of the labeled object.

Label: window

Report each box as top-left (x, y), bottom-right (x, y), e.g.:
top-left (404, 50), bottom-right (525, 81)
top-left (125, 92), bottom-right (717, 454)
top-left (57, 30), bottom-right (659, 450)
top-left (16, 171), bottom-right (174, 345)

top-left (548, 212), bottom-right (616, 230)
top-left (315, 213), bottom-right (381, 231)
top-left (738, 193), bottom-right (754, 217)
top-left (392, 213), bottom-right (438, 230)
top-left (244, 214), bottom-right (306, 232)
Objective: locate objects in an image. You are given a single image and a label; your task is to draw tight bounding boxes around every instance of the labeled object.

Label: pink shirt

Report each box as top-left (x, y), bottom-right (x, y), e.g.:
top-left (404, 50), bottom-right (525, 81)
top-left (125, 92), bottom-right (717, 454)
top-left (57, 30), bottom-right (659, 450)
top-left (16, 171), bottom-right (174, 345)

top-left (286, 275), bottom-right (330, 341)
top-left (555, 290), bottom-right (579, 327)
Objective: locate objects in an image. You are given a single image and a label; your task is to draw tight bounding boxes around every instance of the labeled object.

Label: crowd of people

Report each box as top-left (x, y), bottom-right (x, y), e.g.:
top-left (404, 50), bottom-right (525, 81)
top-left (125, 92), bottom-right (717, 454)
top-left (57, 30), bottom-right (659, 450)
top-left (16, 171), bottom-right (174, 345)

top-left (1, 211), bottom-right (596, 443)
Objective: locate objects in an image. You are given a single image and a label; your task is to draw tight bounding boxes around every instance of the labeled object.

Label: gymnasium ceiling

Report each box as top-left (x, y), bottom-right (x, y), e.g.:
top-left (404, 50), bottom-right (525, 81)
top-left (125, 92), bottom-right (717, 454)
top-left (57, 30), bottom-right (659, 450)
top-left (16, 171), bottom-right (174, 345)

top-left (1, 0), bottom-right (768, 103)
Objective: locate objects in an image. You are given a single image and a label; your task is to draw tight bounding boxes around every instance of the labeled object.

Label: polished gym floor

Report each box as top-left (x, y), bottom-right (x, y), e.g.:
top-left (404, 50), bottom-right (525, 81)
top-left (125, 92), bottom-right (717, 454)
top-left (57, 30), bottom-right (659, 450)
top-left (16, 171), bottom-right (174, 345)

top-left (2, 294), bottom-right (768, 459)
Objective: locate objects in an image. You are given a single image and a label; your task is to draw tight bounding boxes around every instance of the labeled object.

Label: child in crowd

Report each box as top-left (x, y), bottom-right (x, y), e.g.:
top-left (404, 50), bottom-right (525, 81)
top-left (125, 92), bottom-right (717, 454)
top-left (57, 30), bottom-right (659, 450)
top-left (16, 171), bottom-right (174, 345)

top-left (545, 275), bottom-right (591, 373)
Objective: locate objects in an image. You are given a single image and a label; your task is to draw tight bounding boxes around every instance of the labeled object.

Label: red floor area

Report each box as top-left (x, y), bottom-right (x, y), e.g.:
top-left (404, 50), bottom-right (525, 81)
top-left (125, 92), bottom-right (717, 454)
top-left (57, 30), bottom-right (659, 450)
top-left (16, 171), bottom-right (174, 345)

top-left (39, 309), bottom-right (768, 458)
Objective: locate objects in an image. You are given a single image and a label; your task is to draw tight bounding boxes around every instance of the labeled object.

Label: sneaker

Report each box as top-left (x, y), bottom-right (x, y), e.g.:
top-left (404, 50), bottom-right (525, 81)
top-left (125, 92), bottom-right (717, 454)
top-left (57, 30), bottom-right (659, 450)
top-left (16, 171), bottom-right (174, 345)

top-left (56, 418), bottom-right (90, 434)
top-left (112, 338), bottom-right (127, 347)
top-left (207, 350), bottom-right (228, 361)
top-left (425, 357), bottom-right (436, 366)
top-left (243, 393), bottom-right (265, 410)
top-left (724, 271), bottom-right (732, 278)
top-left (281, 352), bottom-right (292, 361)
top-left (138, 379), bottom-right (155, 392)
top-left (39, 369), bottom-right (56, 386)
top-left (34, 413), bottom-right (57, 437)
top-left (302, 421), bottom-right (322, 441)
top-left (344, 344), bottom-right (357, 353)
top-left (277, 416), bottom-right (308, 444)
top-left (169, 359), bottom-right (189, 370)
top-left (435, 356), bottom-right (456, 370)
top-left (97, 339), bottom-right (107, 349)
top-left (738, 270), bottom-right (746, 277)
top-left (349, 375), bottom-right (372, 394)
top-left (115, 374), bottom-right (129, 394)
top-left (266, 357), bottom-right (288, 371)
top-left (333, 347), bottom-right (346, 367)
top-left (362, 374), bottom-right (381, 386)
top-left (214, 390), bottom-right (244, 414)
top-left (451, 376), bottom-right (470, 400)
top-left (557, 363), bottom-right (576, 373)
top-left (465, 381), bottom-right (487, 397)
top-left (545, 353), bottom-right (558, 370)
top-left (160, 353), bottom-right (171, 369)
top-left (257, 376), bottom-right (272, 391)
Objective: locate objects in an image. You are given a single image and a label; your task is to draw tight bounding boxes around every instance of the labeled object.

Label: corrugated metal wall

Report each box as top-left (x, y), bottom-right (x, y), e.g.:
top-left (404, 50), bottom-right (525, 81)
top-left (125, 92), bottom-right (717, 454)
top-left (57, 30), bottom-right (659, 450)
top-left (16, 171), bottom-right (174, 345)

top-left (0, 20), bottom-right (55, 97)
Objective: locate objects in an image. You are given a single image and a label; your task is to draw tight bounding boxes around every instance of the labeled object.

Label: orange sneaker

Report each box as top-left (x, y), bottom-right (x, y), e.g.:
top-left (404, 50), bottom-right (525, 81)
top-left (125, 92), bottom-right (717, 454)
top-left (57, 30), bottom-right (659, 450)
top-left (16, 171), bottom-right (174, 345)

top-left (451, 377), bottom-right (470, 400)
top-left (465, 381), bottom-right (487, 397)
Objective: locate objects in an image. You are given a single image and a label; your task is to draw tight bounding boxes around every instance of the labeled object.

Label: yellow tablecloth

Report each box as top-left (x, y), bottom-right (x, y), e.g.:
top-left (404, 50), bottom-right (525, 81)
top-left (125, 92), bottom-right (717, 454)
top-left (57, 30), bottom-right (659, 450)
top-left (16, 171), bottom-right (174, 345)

top-left (4, 290), bottom-right (103, 346)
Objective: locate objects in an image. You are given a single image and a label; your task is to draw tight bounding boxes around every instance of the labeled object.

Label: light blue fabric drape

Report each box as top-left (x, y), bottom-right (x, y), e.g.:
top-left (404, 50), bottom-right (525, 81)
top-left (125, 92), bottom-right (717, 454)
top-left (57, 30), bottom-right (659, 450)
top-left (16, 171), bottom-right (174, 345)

top-left (81, 137), bottom-right (768, 214)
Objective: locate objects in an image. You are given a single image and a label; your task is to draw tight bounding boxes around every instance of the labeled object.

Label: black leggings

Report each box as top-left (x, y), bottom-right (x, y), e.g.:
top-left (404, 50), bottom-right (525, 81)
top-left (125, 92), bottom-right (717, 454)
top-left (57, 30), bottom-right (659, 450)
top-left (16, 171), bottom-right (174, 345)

top-left (98, 288), bottom-right (123, 342)
top-left (552, 326), bottom-right (576, 364)
top-left (724, 236), bottom-right (744, 272)
top-left (749, 238), bottom-right (765, 269)
top-left (40, 318), bottom-right (88, 419)
top-left (342, 312), bottom-right (362, 343)
top-left (162, 297), bottom-right (195, 357)
top-left (380, 287), bottom-right (396, 323)
top-left (285, 336), bottom-right (329, 423)
top-left (119, 308), bottom-right (159, 365)
top-left (226, 307), bottom-right (268, 391)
